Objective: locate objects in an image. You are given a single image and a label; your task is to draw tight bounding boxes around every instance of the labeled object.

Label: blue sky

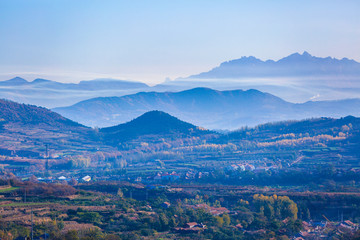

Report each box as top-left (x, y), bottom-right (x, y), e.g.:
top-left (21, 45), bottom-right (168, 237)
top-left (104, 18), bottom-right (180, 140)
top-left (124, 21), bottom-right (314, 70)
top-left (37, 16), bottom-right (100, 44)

top-left (0, 0), bottom-right (359, 84)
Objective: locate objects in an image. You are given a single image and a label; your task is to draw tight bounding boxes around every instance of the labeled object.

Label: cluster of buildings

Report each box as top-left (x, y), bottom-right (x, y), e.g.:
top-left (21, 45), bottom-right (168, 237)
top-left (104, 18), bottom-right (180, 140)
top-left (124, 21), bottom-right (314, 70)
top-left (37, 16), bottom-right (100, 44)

top-left (226, 163), bottom-right (256, 172)
top-left (152, 172), bottom-right (180, 181)
top-left (293, 220), bottom-right (359, 239)
top-left (184, 170), bottom-right (209, 180)
top-left (37, 175), bottom-right (91, 183)
top-left (149, 170), bottom-right (210, 182)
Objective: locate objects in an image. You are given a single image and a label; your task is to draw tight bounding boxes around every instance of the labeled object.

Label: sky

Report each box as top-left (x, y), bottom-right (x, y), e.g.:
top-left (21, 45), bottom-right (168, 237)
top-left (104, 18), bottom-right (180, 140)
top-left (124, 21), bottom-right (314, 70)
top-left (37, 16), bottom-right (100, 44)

top-left (0, 0), bottom-right (359, 84)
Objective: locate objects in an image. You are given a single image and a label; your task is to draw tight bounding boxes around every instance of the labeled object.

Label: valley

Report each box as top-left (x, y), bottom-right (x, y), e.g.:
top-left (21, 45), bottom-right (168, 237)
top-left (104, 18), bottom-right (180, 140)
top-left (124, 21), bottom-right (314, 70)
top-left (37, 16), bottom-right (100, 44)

top-left (0, 99), bottom-right (360, 238)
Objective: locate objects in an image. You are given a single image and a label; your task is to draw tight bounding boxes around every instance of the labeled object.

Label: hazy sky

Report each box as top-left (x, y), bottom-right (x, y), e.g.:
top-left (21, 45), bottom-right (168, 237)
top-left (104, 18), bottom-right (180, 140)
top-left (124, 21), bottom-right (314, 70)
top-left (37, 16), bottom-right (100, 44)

top-left (0, 0), bottom-right (359, 84)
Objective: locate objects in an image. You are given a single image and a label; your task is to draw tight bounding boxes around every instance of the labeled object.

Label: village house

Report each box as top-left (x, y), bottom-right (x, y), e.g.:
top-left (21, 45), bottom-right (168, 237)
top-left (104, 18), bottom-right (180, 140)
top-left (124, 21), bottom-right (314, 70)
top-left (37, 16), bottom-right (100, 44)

top-left (161, 172), bottom-right (180, 181)
top-left (81, 175), bottom-right (91, 182)
top-left (342, 220), bottom-right (358, 230)
top-left (174, 222), bottom-right (206, 233)
top-left (58, 176), bottom-right (67, 181)
top-left (153, 172), bottom-right (180, 181)
top-left (161, 202), bottom-right (171, 209)
top-left (244, 164), bottom-right (255, 171)
top-left (226, 164), bottom-right (253, 172)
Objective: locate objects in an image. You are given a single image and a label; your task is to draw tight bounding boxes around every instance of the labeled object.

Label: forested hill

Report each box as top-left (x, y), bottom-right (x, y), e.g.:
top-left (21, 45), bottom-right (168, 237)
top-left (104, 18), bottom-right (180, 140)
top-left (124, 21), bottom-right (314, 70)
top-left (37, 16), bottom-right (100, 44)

top-left (0, 99), bottom-right (107, 158)
top-left (100, 110), bottom-right (210, 144)
top-left (226, 116), bottom-right (360, 140)
top-left (0, 99), bottom-right (86, 129)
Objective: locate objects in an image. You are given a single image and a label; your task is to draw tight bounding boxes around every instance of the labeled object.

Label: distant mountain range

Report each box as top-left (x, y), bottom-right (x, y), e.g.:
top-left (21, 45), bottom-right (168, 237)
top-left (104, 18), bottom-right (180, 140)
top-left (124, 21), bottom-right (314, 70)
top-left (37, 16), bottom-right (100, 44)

top-left (157, 52), bottom-right (360, 102)
top-left (2, 52), bottom-right (360, 108)
top-left (0, 77), bottom-right (150, 108)
top-left (189, 51), bottom-right (360, 79)
top-left (2, 52), bottom-right (360, 107)
top-left (0, 77), bottom-right (149, 90)
top-left (53, 88), bottom-right (360, 130)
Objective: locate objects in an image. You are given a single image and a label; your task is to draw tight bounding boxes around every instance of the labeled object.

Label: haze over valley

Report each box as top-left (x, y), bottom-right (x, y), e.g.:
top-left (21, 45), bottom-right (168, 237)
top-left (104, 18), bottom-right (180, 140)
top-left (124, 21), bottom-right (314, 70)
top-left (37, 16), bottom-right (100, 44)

top-left (2, 52), bottom-right (360, 109)
top-left (53, 87), bottom-right (360, 130)
top-left (1, 52), bottom-right (360, 131)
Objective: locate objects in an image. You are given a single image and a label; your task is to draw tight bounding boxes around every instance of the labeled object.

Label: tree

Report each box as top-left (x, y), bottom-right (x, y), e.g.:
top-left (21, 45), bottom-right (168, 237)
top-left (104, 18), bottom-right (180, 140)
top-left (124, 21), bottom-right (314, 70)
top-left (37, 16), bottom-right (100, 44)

top-left (81, 228), bottom-right (104, 240)
top-left (223, 214), bottom-right (231, 226)
top-left (69, 178), bottom-right (78, 186)
top-left (0, 230), bottom-right (12, 240)
top-left (214, 200), bottom-right (221, 207)
top-left (104, 234), bottom-right (121, 240)
top-left (29, 175), bottom-right (38, 182)
top-left (264, 203), bottom-right (274, 219)
top-left (215, 216), bottom-right (224, 227)
top-left (252, 194), bottom-right (298, 220)
top-left (65, 230), bottom-right (79, 240)
top-left (117, 188), bottom-right (124, 198)
top-left (278, 235), bottom-right (290, 240)
top-left (57, 220), bottom-right (65, 230)
top-left (159, 213), bottom-right (169, 230)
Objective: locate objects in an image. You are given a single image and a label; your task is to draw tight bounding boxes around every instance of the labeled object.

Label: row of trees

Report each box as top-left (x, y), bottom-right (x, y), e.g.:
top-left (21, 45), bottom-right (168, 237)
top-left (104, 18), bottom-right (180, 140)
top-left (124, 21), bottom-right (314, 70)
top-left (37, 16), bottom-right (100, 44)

top-left (252, 194), bottom-right (298, 220)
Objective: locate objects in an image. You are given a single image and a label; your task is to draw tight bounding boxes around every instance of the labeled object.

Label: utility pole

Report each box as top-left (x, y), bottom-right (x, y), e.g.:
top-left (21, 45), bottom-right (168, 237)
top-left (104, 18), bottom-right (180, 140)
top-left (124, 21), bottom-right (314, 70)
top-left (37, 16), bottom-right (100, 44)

top-left (45, 144), bottom-right (48, 158)
top-left (31, 206), bottom-right (34, 240)
top-left (44, 209), bottom-right (47, 240)
top-left (45, 144), bottom-right (49, 174)
top-left (341, 211), bottom-right (344, 222)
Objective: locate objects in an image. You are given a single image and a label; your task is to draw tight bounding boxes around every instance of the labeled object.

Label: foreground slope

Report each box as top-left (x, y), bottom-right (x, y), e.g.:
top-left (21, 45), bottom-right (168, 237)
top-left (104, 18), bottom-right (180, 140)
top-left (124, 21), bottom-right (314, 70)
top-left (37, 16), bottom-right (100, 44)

top-left (0, 99), bottom-right (104, 158)
top-left (0, 99), bottom-right (83, 128)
